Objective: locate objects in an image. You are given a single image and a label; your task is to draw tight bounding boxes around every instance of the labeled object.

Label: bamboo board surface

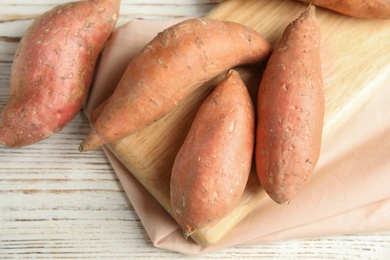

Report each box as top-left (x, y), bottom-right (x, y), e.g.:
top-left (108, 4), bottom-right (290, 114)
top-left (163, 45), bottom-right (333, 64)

top-left (104, 0), bottom-right (390, 246)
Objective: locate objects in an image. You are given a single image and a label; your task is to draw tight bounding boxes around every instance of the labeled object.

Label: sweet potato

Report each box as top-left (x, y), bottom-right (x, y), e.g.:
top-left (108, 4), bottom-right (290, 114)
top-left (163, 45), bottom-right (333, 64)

top-left (255, 6), bottom-right (324, 204)
top-left (79, 18), bottom-right (271, 152)
top-left (170, 70), bottom-right (255, 235)
top-left (0, 0), bottom-right (119, 147)
top-left (300, 0), bottom-right (390, 19)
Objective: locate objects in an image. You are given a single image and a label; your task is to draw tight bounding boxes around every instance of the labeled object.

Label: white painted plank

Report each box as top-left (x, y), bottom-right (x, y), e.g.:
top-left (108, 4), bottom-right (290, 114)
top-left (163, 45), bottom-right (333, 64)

top-left (0, 1), bottom-right (217, 38)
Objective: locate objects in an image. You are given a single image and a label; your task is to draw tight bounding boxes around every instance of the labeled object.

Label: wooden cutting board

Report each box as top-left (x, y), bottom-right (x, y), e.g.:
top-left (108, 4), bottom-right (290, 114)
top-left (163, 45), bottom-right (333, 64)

top-left (103, 0), bottom-right (390, 246)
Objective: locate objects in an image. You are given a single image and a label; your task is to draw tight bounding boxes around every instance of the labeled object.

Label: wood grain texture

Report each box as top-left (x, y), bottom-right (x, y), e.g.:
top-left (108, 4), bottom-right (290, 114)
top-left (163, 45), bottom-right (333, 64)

top-left (1, 0), bottom-right (390, 258)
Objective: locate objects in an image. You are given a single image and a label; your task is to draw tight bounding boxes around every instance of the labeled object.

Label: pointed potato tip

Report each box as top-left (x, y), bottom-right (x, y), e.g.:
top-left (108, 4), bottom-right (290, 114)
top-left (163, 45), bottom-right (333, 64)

top-left (78, 143), bottom-right (85, 152)
top-left (268, 193), bottom-right (293, 205)
top-left (78, 141), bottom-right (96, 152)
top-left (78, 140), bottom-right (96, 152)
top-left (78, 130), bottom-right (104, 152)
top-left (304, 4), bottom-right (316, 18)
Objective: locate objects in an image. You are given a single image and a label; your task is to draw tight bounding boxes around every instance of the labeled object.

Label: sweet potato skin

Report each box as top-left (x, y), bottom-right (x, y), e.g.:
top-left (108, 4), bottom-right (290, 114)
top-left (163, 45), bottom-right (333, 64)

top-left (79, 18), bottom-right (271, 151)
top-left (255, 6), bottom-right (324, 204)
top-left (300, 0), bottom-right (390, 19)
top-left (170, 70), bottom-right (254, 235)
top-left (0, 0), bottom-right (119, 147)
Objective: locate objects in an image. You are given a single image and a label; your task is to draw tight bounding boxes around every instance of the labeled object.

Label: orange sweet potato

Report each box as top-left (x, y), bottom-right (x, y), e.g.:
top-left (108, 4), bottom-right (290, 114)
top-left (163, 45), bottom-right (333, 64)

top-left (170, 70), bottom-right (255, 235)
top-left (0, 0), bottom-right (119, 148)
top-left (79, 18), bottom-right (271, 152)
top-left (255, 6), bottom-right (324, 204)
top-left (300, 0), bottom-right (390, 19)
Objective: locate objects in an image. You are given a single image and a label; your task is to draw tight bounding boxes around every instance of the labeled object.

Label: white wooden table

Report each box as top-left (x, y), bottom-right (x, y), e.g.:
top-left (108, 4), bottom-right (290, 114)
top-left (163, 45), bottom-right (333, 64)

top-left (0, 1), bottom-right (389, 258)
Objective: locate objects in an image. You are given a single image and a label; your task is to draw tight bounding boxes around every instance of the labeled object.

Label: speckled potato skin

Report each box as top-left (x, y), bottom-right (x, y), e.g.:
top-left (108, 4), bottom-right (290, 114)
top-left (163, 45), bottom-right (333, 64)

top-left (79, 17), bottom-right (271, 152)
top-left (301, 0), bottom-right (390, 19)
top-left (0, 0), bottom-right (119, 147)
top-left (255, 6), bottom-right (324, 204)
top-left (170, 70), bottom-right (255, 235)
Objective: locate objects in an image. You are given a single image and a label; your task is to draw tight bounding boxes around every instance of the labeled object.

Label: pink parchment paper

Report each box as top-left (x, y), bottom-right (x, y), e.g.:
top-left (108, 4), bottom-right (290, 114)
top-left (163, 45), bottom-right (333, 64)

top-left (83, 19), bottom-right (390, 254)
